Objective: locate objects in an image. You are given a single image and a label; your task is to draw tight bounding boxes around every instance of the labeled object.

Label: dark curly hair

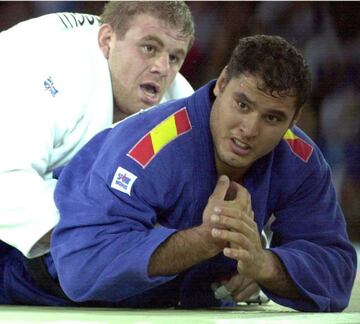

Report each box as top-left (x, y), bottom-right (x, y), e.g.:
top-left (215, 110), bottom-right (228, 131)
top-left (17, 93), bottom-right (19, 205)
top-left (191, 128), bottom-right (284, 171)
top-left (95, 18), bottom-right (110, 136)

top-left (100, 1), bottom-right (195, 50)
top-left (225, 35), bottom-right (312, 111)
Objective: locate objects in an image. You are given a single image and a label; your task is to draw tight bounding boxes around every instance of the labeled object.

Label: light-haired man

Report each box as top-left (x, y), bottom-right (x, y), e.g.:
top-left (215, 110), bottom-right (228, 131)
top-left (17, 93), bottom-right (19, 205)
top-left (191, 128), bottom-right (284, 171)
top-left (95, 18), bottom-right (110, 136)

top-left (0, 1), bottom-right (194, 258)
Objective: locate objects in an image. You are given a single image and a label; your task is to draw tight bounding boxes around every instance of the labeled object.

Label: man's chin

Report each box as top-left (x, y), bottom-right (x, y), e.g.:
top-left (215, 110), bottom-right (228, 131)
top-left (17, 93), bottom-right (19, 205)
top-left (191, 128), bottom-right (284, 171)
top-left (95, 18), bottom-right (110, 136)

top-left (140, 97), bottom-right (161, 109)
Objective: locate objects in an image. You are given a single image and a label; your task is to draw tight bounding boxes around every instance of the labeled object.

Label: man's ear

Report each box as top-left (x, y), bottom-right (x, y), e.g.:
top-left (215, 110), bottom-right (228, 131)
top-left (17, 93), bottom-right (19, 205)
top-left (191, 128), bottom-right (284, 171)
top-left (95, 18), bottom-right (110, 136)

top-left (98, 24), bottom-right (114, 59)
top-left (213, 67), bottom-right (228, 97)
top-left (290, 107), bottom-right (303, 128)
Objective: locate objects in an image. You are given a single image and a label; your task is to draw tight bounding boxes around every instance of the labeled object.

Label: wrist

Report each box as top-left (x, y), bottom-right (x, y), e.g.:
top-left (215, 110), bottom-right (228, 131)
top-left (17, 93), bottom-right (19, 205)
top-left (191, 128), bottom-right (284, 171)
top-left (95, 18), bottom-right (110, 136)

top-left (197, 224), bottom-right (224, 258)
top-left (255, 249), bottom-right (279, 282)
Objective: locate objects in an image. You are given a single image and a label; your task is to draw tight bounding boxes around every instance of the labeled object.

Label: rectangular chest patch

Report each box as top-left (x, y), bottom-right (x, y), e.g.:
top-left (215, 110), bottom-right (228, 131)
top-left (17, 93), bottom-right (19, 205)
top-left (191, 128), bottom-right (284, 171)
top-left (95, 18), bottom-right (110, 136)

top-left (111, 166), bottom-right (137, 196)
top-left (283, 129), bottom-right (313, 162)
top-left (127, 107), bottom-right (192, 168)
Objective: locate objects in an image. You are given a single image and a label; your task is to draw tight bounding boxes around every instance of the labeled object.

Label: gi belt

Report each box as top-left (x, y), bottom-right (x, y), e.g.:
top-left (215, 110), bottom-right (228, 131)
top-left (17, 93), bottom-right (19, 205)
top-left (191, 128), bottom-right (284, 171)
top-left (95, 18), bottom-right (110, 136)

top-left (24, 254), bottom-right (71, 301)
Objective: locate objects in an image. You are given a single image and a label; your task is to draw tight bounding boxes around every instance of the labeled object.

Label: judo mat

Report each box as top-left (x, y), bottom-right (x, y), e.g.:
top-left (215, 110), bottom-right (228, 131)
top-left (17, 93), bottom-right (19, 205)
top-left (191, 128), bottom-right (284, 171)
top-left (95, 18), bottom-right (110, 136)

top-left (0, 244), bottom-right (359, 324)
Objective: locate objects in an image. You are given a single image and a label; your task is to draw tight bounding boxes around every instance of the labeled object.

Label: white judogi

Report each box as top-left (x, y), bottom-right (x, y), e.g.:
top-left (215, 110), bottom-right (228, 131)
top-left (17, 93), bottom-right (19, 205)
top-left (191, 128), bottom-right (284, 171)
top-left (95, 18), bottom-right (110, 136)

top-left (0, 13), bottom-right (193, 258)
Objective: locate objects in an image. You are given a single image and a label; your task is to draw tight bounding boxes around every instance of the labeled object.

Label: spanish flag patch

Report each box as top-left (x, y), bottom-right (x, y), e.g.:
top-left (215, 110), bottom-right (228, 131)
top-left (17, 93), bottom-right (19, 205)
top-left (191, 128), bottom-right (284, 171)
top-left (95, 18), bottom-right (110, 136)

top-left (283, 129), bottom-right (313, 162)
top-left (127, 107), bottom-right (192, 168)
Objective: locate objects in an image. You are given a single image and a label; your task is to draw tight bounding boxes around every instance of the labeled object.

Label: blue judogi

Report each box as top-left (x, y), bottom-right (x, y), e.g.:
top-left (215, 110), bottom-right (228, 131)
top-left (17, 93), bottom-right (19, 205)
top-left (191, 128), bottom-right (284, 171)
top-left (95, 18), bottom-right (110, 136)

top-left (0, 81), bottom-right (356, 311)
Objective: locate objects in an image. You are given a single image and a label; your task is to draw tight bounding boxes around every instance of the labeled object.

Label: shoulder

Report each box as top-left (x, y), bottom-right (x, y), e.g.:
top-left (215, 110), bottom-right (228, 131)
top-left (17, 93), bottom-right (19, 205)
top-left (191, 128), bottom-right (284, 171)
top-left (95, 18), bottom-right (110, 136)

top-left (273, 126), bottom-right (329, 182)
top-left (55, 104), bottom-right (194, 209)
top-left (281, 127), bottom-right (315, 163)
top-left (51, 12), bottom-right (100, 30)
top-left (2, 12), bottom-right (100, 34)
top-left (108, 101), bottom-right (193, 168)
top-left (162, 73), bottom-right (194, 102)
top-left (267, 126), bottom-right (334, 210)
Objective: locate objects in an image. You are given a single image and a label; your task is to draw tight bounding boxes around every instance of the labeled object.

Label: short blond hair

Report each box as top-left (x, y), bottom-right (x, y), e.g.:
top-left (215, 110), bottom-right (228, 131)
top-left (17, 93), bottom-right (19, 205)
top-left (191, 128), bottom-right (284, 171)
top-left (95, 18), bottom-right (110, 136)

top-left (101, 1), bottom-right (194, 49)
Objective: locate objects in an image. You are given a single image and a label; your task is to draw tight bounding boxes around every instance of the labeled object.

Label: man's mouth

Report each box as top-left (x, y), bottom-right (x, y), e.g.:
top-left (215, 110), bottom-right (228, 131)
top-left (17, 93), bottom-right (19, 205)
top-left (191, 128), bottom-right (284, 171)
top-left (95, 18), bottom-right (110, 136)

top-left (140, 83), bottom-right (160, 100)
top-left (233, 138), bottom-right (250, 150)
top-left (231, 138), bottom-right (252, 155)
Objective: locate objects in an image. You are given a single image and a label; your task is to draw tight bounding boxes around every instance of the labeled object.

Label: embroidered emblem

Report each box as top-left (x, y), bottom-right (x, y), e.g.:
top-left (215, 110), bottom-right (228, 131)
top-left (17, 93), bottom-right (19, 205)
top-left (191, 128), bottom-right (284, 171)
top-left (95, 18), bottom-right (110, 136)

top-left (127, 107), bottom-right (192, 168)
top-left (111, 166), bottom-right (137, 196)
top-left (44, 77), bottom-right (59, 97)
top-left (283, 129), bottom-right (313, 162)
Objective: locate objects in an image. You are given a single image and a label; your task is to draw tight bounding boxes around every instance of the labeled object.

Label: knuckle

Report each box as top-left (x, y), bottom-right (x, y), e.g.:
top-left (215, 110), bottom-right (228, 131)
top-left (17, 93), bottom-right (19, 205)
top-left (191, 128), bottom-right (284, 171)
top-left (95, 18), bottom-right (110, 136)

top-left (237, 185), bottom-right (246, 195)
top-left (219, 215), bottom-right (227, 225)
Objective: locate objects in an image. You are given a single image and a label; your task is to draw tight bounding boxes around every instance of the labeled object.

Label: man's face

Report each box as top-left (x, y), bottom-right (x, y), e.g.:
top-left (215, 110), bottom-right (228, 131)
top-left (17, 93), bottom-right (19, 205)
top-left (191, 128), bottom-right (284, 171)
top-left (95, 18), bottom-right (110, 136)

top-left (99, 14), bottom-right (191, 122)
top-left (210, 70), bottom-right (299, 179)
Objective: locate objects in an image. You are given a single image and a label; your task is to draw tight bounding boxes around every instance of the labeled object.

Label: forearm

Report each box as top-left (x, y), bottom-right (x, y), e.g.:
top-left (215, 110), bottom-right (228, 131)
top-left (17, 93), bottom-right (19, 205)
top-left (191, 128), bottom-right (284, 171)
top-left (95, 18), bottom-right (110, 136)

top-left (148, 224), bottom-right (222, 277)
top-left (256, 250), bottom-right (302, 299)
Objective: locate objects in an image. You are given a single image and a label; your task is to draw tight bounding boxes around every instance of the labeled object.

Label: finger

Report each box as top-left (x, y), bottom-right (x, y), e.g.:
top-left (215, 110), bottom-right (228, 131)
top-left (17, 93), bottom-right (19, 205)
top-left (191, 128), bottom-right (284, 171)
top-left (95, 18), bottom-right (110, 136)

top-left (222, 273), bottom-right (245, 293)
top-left (222, 273), bottom-right (248, 296)
top-left (223, 246), bottom-right (251, 262)
top-left (232, 282), bottom-right (260, 302)
top-left (224, 181), bottom-right (239, 201)
top-left (231, 277), bottom-right (257, 296)
top-left (249, 210), bottom-right (254, 220)
top-left (210, 175), bottom-right (230, 201)
top-left (211, 206), bottom-right (256, 229)
top-left (212, 229), bottom-right (252, 253)
top-left (211, 216), bottom-right (256, 241)
top-left (222, 273), bottom-right (246, 292)
top-left (246, 203), bottom-right (252, 217)
top-left (213, 285), bottom-right (232, 300)
top-left (231, 182), bottom-right (251, 205)
top-left (233, 183), bottom-right (253, 216)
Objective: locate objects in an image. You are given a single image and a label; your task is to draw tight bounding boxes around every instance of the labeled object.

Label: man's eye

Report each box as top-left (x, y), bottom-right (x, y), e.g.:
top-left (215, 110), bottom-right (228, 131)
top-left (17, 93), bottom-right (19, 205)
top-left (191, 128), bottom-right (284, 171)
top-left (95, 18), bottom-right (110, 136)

top-left (143, 45), bottom-right (155, 54)
top-left (238, 102), bottom-right (248, 110)
top-left (266, 115), bottom-right (280, 123)
top-left (169, 55), bottom-right (179, 64)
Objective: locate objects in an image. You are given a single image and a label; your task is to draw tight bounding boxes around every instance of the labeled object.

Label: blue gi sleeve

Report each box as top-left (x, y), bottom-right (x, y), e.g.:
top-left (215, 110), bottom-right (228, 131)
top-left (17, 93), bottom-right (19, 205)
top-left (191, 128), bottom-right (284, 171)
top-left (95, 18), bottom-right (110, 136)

top-left (51, 129), bottom-right (179, 303)
top-left (266, 150), bottom-right (357, 312)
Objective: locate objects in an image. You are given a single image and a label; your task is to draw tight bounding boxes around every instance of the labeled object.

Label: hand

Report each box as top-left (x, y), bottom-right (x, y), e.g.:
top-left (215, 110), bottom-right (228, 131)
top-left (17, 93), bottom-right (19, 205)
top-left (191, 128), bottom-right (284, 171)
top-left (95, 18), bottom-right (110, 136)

top-left (201, 175), bottom-right (250, 251)
top-left (210, 184), bottom-right (267, 280)
top-left (200, 175), bottom-right (228, 250)
top-left (202, 175), bottom-right (229, 225)
top-left (213, 273), bottom-right (260, 303)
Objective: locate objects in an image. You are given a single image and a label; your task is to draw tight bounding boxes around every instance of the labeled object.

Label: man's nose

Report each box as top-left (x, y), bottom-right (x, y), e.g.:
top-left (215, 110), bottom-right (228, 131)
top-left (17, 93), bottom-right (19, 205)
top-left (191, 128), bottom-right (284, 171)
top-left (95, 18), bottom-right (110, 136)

top-left (150, 53), bottom-right (170, 76)
top-left (240, 113), bottom-right (260, 138)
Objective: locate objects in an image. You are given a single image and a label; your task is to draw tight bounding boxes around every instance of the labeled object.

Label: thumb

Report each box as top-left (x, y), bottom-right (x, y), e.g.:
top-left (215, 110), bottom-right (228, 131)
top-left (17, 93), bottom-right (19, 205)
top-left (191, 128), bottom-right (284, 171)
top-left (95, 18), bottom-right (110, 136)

top-left (232, 182), bottom-right (250, 206)
top-left (211, 175), bottom-right (230, 200)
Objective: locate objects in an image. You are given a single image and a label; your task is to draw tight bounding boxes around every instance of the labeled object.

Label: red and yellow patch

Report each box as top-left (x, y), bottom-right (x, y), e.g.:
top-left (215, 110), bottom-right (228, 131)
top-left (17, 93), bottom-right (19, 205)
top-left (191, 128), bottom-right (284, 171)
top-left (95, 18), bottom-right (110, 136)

top-left (283, 129), bottom-right (313, 162)
top-left (127, 107), bottom-right (192, 168)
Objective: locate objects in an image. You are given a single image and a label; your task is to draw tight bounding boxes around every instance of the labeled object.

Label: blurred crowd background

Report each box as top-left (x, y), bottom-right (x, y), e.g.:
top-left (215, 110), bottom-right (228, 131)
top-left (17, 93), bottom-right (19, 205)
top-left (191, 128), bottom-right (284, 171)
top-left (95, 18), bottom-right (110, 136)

top-left (1, 1), bottom-right (359, 242)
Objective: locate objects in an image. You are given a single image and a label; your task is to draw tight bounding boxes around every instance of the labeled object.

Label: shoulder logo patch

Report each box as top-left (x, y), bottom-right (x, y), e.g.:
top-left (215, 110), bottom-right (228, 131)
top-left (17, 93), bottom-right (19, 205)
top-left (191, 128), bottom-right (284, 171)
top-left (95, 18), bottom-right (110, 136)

top-left (283, 129), bottom-right (313, 162)
top-left (127, 107), bottom-right (192, 168)
top-left (44, 77), bottom-right (58, 97)
top-left (111, 166), bottom-right (137, 196)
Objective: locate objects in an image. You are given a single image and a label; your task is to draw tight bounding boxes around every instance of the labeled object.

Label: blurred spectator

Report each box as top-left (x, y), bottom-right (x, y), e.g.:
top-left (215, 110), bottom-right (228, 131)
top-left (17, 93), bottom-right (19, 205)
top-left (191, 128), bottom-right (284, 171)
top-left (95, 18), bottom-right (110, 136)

top-left (316, 2), bottom-right (360, 241)
top-left (183, 2), bottom-right (257, 88)
top-left (0, 2), bottom-right (32, 31)
top-left (250, 2), bottom-right (319, 49)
